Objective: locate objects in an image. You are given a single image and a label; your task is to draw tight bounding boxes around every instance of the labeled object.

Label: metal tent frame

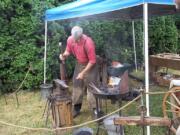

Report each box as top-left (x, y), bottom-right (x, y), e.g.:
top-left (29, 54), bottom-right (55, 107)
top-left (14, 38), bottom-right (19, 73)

top-left (44, 1), bottom-right (178, 134)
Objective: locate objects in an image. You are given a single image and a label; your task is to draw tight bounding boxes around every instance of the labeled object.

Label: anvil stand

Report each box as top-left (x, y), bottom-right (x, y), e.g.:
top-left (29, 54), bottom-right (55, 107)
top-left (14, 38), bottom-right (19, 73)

top-left (42, 79), bottom-right (70, 126)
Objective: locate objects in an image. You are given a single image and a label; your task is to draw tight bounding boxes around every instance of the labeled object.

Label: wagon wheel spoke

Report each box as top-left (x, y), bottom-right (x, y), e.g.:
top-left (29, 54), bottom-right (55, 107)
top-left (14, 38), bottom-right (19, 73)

top-left (171, 93), bottom-right (180, 106)
top-left (162, 87), bottom-right (180, 134)
top-left (165, 110), bottom-right (180, 114)
top-left (166, 101), bottom-right (180, 110)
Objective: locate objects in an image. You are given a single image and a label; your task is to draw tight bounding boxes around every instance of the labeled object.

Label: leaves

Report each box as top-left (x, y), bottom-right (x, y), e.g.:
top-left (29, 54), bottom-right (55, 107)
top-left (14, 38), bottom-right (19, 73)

top-left (149, 16), bottom-right (178, 54)
top-left (0, 0), bottom-right (71, 92)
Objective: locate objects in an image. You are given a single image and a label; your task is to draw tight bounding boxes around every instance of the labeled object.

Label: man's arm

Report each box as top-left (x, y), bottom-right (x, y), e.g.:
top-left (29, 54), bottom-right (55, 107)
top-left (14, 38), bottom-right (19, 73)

top-left (76, 62), bottom-right (95, 80)
top-left (59, 37), bottom-right (72, 61)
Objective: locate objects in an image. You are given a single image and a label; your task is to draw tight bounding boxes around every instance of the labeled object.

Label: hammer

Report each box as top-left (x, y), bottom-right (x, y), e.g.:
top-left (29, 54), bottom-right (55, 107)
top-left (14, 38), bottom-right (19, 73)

top-left (59, 42), bottom-right (66, 81)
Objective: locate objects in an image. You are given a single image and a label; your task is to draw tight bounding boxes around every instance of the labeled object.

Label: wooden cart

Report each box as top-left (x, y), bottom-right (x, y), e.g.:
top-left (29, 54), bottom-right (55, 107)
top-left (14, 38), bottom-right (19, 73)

top-left (150, 53), bottom-right (180, 86)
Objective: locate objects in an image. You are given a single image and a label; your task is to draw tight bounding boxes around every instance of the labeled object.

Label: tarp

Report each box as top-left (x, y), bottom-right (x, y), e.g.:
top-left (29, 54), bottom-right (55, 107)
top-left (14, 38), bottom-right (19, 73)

top-left (45, 0), bottom-right (177, 21)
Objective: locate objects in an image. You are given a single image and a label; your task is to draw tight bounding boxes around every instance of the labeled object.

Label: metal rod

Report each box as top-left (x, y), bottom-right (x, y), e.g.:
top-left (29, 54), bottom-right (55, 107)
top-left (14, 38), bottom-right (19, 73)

top-left (140, 88), bottom-right (145, 135)
top-left (105, 99), bottom-right (107, 113)
top-left (143, 2), bottom-right (150, 135)
top-left (140, 88), bottom-right (144, 106)
top-left (45, 100), bottom-right (51, 126)
top-left (95, 98), bottom-right (100, 117)
top-left (42, 99), bottom-right (49, 118)
top-left (132, 21), bottom-right (138, 72)
top-left (3, 94), bottom-right (7, 105)
top-left (142, 126), bottom-right (145, 135)
top-left (15, 92), bottom-right (19, 107)
top-left (44, 20), bottom-right (48, 84)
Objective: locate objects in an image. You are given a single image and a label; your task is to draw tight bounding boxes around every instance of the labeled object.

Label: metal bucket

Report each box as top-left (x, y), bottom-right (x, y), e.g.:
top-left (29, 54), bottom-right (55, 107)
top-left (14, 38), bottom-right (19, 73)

top-left (73, 127), bottom-right (93, 135)
top-left (40, 84), bottom-right (53, 100)
top-left (103, 114), bottom-right (124, 135)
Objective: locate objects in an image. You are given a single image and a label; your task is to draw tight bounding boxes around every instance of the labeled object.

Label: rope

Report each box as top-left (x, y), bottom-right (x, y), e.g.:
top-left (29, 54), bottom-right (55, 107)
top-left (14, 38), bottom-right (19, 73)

top-left (7, 67), bottom-right (30, 97)
top-left (6, 67), bottom-right (30, 106)
top-left (0, 95), bottom-right (141, 132)
top-left (14, 68), bottom-right (30, 94)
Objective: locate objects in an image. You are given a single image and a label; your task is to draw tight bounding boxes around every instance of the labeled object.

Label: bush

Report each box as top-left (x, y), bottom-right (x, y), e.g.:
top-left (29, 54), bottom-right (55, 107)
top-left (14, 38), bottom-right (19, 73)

top-left (0, 0), bottom-right (179, 93)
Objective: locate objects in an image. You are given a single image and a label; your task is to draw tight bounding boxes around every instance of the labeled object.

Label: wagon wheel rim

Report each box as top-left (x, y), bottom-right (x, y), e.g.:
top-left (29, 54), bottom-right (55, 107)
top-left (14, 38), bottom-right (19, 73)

top-left (162, 86), bottom-right (180, 134)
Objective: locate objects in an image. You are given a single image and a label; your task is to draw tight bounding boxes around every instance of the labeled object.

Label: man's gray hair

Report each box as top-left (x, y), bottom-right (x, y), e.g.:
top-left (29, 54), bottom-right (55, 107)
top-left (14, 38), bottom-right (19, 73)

top-left (71, 26), bottom-right (83, 40)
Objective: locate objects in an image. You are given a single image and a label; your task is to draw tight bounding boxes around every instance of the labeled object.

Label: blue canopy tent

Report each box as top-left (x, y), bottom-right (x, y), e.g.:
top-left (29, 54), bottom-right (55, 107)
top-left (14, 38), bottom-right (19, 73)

top-left (45, 0), bottom-right (177, 21)
top-left (44, 0), bottom-right (179, 134)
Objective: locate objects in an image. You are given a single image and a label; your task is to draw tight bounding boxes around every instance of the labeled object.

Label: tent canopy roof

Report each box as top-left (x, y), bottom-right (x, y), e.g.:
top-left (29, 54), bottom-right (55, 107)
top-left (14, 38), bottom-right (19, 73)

top-left (45, 0), bottom-right (178, 21)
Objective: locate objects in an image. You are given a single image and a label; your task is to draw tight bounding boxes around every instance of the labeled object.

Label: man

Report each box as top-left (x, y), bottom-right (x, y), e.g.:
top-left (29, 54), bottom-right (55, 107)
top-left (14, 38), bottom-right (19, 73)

top-left (175, 0), bottom-right (180, 9)
top-left (59, 26), bottom-right (98, 117)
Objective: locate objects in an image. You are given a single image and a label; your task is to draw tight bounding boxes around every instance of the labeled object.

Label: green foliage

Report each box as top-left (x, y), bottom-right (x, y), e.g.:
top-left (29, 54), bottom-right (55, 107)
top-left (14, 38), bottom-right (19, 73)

top-left (0, 0), bottom-right (72, 92)
top-left (69, 20), bottom-right (138, 63)
top-left (0, 0), bottom-right (180, 92)
top-left (174, 14), bottom-right (180, 53)
top-left (149, 16), bottom-right (178, 54)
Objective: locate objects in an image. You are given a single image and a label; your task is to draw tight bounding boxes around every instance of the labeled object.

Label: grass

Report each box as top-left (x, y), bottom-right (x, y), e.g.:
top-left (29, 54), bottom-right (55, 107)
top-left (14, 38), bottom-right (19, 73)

top-left (130, 70), bottom-right (145, 81)
top-left (0, 73), bottom-right (173, 135)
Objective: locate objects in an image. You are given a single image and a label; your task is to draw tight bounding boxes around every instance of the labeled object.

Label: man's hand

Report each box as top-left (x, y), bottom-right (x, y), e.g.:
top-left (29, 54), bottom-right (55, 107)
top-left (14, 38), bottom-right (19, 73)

top-left (59, 54), bottom-right (65, 61)
top-left (76, 72), bottom-right (85, 80)
top-left (76, 62), bottom-right (95, 80)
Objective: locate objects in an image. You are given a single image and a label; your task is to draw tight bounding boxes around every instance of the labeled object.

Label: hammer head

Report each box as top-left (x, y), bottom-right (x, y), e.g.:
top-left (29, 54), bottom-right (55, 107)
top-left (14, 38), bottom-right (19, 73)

top-left (53, 79), bottom-right (69, 96)
top-left (53, 79), bottom-right (68, 89)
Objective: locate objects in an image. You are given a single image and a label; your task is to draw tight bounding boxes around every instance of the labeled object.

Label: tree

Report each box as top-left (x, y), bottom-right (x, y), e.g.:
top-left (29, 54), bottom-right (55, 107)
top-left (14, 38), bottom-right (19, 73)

top-left (149, 16), bottom-right (178, 54)
top-left (0, 0), bottom-right (72, 92)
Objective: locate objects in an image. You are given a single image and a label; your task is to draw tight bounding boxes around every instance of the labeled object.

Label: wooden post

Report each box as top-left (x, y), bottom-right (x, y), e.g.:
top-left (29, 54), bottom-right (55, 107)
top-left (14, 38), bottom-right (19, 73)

top-left (114, 116), bottom-right (171, 127)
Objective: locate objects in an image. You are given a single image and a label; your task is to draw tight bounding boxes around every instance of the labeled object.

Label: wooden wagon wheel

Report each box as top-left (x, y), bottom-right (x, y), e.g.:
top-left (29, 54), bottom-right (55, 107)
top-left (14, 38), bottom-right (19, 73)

top-left (162, 86), bottom-right (180, 134)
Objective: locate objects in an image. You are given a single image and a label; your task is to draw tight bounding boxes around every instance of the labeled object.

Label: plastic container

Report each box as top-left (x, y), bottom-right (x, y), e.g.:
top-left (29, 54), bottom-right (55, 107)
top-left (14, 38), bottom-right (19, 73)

top-left (103, 114), bottom-right (124, 135)
top-left (40, 84), bottom-right (53, 100)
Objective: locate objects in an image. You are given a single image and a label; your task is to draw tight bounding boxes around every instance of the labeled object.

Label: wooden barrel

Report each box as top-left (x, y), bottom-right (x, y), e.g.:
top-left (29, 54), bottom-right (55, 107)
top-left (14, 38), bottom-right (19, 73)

top-left (50, 95), bottom-right (73, 127)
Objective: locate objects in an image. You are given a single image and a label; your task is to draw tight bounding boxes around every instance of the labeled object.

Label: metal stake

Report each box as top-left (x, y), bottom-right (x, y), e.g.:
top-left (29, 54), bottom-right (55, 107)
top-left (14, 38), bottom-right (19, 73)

top-left (139, 87), bottom-right (146, 135)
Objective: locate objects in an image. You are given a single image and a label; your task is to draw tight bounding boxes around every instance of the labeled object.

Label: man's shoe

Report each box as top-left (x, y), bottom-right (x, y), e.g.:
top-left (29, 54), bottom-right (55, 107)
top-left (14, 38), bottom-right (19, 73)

top-left (92, 108), bottom-right (104, 119)
top-left (72, 104), bottom-right (82, 118)
top-left (92, 108), bottom-right (97, 119)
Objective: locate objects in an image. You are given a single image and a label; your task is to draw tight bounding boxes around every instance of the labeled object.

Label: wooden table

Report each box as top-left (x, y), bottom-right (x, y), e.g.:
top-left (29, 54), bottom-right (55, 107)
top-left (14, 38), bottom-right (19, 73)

top-left (150, 53), bottom-right (180, 80)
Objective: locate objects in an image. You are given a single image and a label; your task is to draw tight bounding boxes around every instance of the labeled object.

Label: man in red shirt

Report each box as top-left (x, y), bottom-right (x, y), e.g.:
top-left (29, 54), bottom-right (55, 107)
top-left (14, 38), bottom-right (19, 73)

top-left (59, 26), bottom-right (99, 117)
top-left (175, 0), bottom-right (180, 9)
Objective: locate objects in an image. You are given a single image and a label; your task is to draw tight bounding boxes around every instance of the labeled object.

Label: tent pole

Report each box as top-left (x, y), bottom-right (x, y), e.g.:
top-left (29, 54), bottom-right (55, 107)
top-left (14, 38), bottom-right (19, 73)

top-left (44, 20), bottom-right (48, 84)
top-left (143, 3), bottom-right (150, 135)
top-left (132, 21), bottom-right (137, 72)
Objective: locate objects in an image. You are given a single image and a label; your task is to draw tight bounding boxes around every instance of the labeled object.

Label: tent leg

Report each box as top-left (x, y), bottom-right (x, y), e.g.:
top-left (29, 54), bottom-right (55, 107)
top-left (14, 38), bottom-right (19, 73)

top-left (143, 3), bottom-right (150, 135)
top-left (132, 21), bottom-right (137, 72)
top-left (44, 21), bottom-right (48, 84)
